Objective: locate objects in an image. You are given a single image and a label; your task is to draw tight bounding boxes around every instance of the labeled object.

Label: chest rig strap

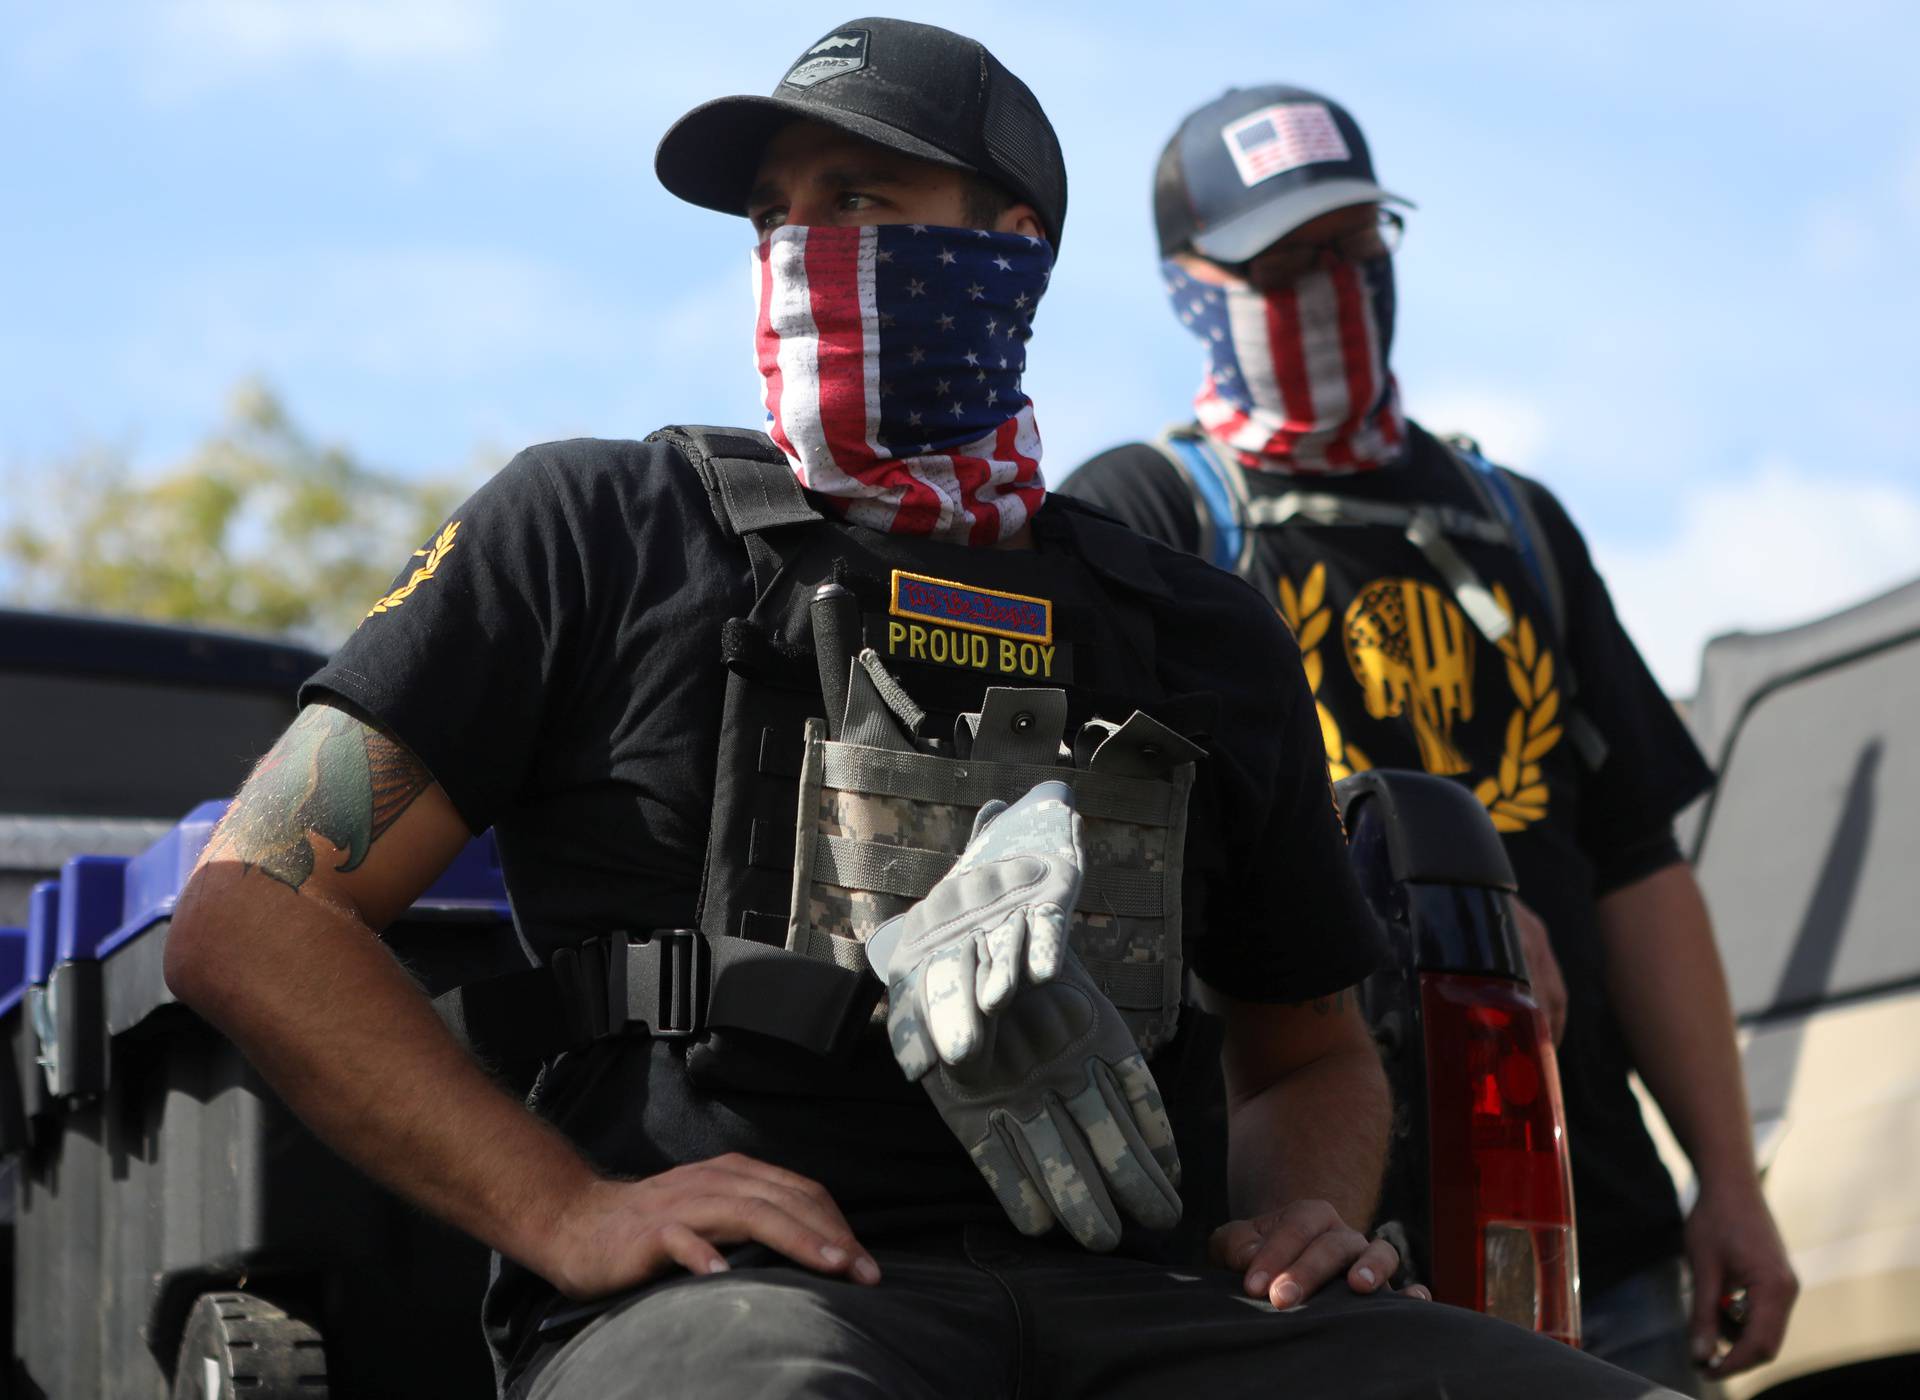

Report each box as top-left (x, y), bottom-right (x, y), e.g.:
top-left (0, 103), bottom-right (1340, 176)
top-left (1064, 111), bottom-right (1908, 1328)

top-left (1159, 424), bottom-right (1606, 770)
top-left (646, 424), bottom-right (822, 596)
top-left (619, 425), bottom-right (1206, 1062)
top-left (500, 426), bottom-right (882, 1058)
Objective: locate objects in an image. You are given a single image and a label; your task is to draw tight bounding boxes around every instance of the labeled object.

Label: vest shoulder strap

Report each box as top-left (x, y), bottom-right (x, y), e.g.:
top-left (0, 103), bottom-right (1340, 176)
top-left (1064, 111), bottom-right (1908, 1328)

top-left (647, 425), bottom-right (822, 537)
top-left (1153, 427), bottom-right (1249, 577)
top-left (649, 424), bottom-right (822, 597)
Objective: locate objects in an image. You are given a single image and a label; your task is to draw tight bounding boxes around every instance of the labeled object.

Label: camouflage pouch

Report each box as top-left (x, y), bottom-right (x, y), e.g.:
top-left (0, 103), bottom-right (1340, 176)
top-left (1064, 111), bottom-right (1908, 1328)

top-left (785, 675), bottom-right (1200, 1055)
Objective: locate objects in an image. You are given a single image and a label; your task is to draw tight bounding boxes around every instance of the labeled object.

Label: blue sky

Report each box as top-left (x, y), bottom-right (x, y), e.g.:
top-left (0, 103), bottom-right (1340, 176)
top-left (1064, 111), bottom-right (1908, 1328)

top-left (5, 0), bottom-right (1918, 689)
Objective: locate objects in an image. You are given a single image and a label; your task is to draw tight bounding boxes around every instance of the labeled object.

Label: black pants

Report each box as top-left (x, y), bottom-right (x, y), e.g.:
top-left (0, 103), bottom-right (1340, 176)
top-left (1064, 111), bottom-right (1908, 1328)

top-left (509, 1226), bottom-right (1677, 1400)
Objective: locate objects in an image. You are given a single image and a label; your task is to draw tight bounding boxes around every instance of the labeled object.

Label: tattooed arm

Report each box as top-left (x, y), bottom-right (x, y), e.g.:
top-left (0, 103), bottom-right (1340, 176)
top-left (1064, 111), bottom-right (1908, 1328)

top-left (166, 701), bottom-right (603, 1277)
top-left (198, 702), bottom-right (450, 908)
top-left (1195, 981), bottom-right (1404, 1307)
top-left (166, 702), bottom-right (881, 1299)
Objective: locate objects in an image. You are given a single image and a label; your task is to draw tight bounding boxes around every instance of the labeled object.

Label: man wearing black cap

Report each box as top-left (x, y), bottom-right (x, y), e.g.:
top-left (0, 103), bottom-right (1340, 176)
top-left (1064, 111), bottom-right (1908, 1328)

top-left (167, 26), bottom-right (1676, 1398)
top-left (1063, 86), bottom-right (1798, 1393)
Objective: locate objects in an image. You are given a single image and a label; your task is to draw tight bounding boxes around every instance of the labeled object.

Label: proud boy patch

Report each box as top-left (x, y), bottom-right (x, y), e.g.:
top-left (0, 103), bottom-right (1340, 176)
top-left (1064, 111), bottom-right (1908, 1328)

top-left (876, 569), bottom-right (1071, 681)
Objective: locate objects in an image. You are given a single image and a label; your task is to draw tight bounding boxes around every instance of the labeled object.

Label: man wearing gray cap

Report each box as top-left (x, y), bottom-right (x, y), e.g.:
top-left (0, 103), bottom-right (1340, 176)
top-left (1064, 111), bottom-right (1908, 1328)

top-left (1064, 85), bottom-right (1798, 1393)
top-left (168, 26), bottom-right (1681, 1398)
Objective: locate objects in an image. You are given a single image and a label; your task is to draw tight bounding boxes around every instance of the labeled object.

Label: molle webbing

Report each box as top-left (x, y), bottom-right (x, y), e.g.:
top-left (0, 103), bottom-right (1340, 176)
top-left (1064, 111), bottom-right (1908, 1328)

top-left (818, 744), bottom-right (1177, 825)
top-left (649, 424), bottom-right (818, 536)
top-left (787, 711), bottom-right (1194, 1052)
top-left (804, 834), bottom-right (1165, 917)
top-left (658, 422), bottom-right (1201, 1058)
top-left (646, 423), bottom-right (821, 598)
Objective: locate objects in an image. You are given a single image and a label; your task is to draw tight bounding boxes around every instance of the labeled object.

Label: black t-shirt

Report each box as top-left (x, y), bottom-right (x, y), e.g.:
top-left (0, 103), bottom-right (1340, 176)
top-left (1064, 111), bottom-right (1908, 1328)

top-left (303, 435), bottom-right (1386, 1363)
top-left (1063, 422), bottom-right (1715, 1293)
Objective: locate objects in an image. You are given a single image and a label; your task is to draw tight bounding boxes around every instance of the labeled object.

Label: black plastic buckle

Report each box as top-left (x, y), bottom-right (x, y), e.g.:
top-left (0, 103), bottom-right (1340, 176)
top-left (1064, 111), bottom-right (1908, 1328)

top-left (608, 928), bottom-right (710, 1041)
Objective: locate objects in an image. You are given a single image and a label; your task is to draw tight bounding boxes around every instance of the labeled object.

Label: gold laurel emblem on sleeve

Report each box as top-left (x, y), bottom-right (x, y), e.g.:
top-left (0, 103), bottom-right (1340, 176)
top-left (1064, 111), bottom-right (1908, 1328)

top-left (1473, 582), bottom-right (1563, 833)
top-left (365, 520), bottom-right (461, 618)
top-left (1278, 563), bottom-right (1372, 782)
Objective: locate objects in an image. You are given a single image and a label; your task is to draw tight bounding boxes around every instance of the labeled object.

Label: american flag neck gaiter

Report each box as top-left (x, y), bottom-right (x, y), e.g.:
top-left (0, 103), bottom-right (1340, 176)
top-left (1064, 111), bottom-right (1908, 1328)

top-left (752, 223), bottom-right (1054, 546)
top-left (1164, 256), bottom-right (1408, 475)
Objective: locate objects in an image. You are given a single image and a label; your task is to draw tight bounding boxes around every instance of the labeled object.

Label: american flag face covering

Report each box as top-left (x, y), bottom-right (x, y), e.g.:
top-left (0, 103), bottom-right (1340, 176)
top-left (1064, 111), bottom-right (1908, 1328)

top-left (753, 223), bottom-right (1053, 546)
top-left (1165, 256), bottom-right (1407, 475)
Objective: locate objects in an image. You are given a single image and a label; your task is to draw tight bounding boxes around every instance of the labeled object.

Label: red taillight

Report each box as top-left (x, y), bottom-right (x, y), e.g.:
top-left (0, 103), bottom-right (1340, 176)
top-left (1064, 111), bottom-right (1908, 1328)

top-left (1423, 972), bottom-right (1581, 1345)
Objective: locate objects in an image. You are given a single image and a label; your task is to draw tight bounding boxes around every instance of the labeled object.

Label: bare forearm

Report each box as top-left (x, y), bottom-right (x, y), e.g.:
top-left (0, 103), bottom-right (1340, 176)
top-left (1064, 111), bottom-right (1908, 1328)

top-left (1597, 861), bottom-right (1755, 1187)
top-left (1227, 1040), bottom-right (1389, 1229)
top-left (167, 864), bottom-right (597, 1274)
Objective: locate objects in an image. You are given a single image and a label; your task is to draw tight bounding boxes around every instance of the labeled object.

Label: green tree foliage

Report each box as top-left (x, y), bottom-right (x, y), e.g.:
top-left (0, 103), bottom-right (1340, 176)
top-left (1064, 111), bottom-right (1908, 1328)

top-left (2, 382), bottom-right (478, 644)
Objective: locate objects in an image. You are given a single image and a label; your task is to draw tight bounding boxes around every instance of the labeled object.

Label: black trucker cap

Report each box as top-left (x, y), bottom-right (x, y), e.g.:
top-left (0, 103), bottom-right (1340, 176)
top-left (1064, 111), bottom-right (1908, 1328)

top-left (1154, 85), bottom-right (1412, 262)
top-left (656, 18), bottom-right (1068, 247)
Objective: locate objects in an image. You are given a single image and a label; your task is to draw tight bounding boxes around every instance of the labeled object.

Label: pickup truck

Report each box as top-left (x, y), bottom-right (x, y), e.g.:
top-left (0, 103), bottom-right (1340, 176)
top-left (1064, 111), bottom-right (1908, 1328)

top-left (0, 606), bottom-right (1571, 1398)
top-left (1655, 573), bottom-right (1920, 1399)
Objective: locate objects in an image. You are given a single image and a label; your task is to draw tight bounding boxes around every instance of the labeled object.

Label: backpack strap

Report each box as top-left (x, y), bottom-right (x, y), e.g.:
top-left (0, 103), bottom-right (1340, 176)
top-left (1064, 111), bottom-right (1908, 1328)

top-left (1442, 436), bottom-right (1608, 770)
top-left (1250, 488), bottom-right (1510, 545)
top-left (1156, 427), bottom-right (1518, 646)
top-left (1151, 427), bottom-right (1251, 576)
top-left (1152, 423), bottom-right (1609, 771)
top-left (1442, 436), bottom-right (1566, 646)
top-left (646, 424), bottom-right (823, 595)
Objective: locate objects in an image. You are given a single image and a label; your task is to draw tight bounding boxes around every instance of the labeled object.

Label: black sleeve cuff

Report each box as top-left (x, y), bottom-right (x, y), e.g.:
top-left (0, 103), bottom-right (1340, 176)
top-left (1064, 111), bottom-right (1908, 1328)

top-left (1591, 824), bottom-right (1685, 896)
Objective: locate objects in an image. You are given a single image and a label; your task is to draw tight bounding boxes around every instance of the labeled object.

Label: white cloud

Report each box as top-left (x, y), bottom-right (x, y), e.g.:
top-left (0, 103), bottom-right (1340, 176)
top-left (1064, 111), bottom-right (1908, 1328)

top-left (1593, 459), bottom-right (1920, 695)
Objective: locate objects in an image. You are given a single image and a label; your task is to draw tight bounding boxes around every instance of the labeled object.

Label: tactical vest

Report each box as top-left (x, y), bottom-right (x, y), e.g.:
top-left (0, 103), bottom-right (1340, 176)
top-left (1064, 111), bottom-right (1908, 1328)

top-left (644, 425), bottom-right (1209, 1059)
top-left (1153, 425), bottom-right (1607, 770)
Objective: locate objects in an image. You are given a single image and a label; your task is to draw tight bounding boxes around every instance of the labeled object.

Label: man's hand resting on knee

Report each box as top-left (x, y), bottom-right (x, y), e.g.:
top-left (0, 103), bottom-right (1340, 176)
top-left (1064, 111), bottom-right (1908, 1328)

top-left (1209, 1200), bottom-right (1429, 1308)
top-left (542, 1153), bottom-right (883, 1300)
top-left (1200, 981), bottom-right (1429, 1312)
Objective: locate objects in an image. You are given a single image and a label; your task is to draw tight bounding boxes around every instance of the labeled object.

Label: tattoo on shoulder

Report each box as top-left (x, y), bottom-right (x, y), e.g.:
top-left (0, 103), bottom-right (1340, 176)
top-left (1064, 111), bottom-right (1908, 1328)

top-left (206, 706), bottom-right (433, 891)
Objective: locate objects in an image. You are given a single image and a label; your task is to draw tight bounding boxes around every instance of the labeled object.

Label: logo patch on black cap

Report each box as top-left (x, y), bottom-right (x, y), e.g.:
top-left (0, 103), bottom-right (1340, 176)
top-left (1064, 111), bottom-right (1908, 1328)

top-left (783, 29), bottom-right (869, 89)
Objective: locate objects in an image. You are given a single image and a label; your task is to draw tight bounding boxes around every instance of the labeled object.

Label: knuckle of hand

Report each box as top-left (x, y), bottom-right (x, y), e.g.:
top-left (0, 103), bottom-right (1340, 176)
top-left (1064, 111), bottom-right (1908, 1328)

top-left (1211, 1223), bottom-right (1252, 1252)
top-left (1314, 1230), bottom-right (1365, 1265)
top-left (1277, 1201), bottom-right (1332, 1238)
top-left (1261, 1226), bottom-right (1309, 1260)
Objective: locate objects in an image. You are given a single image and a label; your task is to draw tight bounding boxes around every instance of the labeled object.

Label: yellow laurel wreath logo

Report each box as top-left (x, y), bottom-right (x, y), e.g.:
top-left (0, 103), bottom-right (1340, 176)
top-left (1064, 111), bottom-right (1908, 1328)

top-left (1278, 563), bottom-right (1372, 782)
top-left (1473, 582), bottom-right (1563, 833)
top-left (1277, 568), bottom-right (1563, 832)
top-left (366, 520), bottom-right (461, 618)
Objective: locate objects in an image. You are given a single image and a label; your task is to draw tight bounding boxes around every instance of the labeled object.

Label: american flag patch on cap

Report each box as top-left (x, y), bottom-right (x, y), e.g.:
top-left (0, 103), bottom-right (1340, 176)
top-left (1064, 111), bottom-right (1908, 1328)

top-left (1221, 103), bottom-right (1350, 187)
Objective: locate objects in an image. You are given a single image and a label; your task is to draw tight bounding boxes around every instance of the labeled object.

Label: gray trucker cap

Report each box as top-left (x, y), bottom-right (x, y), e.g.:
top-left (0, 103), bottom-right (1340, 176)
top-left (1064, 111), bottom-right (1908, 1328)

top-left (1154, 85), bottom-right (1412, 262)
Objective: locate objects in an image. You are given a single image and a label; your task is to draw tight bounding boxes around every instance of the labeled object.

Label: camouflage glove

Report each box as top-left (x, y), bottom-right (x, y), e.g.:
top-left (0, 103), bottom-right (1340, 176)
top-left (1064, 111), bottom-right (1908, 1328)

top-left (867, 782), bottom-right (1183, 1251)
top-left (865, 780), bottom-right (1081, 1068)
